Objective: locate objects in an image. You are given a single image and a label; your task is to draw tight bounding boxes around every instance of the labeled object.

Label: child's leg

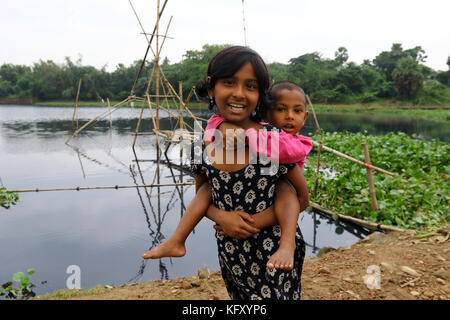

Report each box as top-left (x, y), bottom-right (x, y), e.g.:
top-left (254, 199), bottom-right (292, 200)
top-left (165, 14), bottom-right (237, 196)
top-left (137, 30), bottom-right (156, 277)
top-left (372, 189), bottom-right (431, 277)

top-left (267, 179), bottom-right (301, 270)
top-left (142, 183), bottom-right (212, 259)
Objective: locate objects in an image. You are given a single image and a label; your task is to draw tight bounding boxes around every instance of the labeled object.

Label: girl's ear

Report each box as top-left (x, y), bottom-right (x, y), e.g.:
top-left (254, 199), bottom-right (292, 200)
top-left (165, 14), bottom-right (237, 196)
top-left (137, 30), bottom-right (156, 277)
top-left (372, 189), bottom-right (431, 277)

top-left (304, 111), bottom-right (309, 121)
top-left (206, 76), bottom-right (214, 97)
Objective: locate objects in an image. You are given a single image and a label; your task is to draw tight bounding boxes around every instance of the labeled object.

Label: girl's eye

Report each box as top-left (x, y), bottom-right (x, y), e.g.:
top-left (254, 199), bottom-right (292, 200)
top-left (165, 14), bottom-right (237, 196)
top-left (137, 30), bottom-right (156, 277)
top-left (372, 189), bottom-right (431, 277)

top-left (295, 109), bottom-right (303, 113)
top-left (276, 107), bottom-right (285, 112)
top-left (223, 79), bottom-right (234, 86)
top-left (247, 82), bottom-right (258, 90)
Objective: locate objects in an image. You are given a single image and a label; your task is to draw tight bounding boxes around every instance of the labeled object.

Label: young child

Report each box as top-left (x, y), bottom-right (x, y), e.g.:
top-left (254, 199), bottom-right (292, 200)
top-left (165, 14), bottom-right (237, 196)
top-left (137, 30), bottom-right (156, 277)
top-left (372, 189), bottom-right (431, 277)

top-left (143, 45), bottom-right (307, 300)
top-left (207, 81), bottom-right (311, 270)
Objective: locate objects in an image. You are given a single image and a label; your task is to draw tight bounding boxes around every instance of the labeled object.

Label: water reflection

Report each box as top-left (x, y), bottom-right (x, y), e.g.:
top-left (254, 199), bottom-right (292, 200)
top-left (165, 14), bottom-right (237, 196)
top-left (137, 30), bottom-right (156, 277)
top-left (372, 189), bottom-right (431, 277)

top-left (305, 113), bottom-right (449, 142)
top-left (1, 107), bottom-right (447, 142)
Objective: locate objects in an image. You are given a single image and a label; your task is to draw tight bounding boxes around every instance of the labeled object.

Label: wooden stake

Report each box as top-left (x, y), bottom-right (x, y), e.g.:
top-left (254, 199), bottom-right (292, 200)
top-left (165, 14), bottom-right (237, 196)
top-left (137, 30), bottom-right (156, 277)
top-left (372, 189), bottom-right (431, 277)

top-left (311, 140), bottom-right (395, 177)
top-left (107, 98), bottom-right (112, 139)
top-left (306, 94), bottom-right (322, 134)
top-left (72, 78), bottom-right (82, 130)
top-left (314, 142), bottom-right (322, 196)
top-left (361, 142), bottom-right (378, 211)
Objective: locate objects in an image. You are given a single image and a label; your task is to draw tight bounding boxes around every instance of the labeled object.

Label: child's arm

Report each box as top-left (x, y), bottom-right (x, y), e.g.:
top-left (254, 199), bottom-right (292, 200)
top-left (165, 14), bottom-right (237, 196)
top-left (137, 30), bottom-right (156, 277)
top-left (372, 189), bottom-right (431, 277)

top-left (283, 166), bottom-right (310, 211)
top-left (207, 113), bottom-right (313, 164)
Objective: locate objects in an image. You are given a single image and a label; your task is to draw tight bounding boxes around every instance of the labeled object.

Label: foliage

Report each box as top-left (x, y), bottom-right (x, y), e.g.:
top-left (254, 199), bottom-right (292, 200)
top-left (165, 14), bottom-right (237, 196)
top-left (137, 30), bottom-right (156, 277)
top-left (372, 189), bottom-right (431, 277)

top-left (0, 187), bottom-right (19, 209)
top-left (305, 131), bottom-right (449, 230)
top-left (0, 43), bottom-right (449, 105)
top-left (392, 57), bottom-right (424, 98)
top-left (0, 269), bottom-right (36, 299)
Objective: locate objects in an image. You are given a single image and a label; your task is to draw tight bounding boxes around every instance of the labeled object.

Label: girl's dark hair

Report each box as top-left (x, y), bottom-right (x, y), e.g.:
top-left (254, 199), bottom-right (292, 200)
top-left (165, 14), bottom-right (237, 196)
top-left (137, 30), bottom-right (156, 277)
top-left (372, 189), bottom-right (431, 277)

top-left (262, 81), bottom-right (306, 116)
top-left (196, 46), bottom-right (270, 121)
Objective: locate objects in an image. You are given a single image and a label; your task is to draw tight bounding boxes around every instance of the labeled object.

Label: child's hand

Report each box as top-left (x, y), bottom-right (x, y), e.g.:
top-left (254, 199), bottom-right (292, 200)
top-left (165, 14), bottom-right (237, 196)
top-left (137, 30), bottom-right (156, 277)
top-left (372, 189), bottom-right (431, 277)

top-left (214, 210), bottom-right (259, 239)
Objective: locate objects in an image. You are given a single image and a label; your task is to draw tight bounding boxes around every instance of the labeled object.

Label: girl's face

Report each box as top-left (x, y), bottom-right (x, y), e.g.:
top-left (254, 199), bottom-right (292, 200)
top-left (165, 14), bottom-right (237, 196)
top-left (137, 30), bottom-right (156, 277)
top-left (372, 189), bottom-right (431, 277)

top-left (267, 89), bottom-right (309, 135)
top-left (208, 62), bottom-right (259, 128)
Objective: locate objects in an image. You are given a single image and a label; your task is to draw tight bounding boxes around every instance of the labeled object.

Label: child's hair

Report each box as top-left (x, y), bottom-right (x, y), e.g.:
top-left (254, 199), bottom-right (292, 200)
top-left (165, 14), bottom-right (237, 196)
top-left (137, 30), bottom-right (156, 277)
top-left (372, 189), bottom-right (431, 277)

top-left (261, 81), bottom-right (306, 117)
top-left (196, 46), bottom-right (270, 122)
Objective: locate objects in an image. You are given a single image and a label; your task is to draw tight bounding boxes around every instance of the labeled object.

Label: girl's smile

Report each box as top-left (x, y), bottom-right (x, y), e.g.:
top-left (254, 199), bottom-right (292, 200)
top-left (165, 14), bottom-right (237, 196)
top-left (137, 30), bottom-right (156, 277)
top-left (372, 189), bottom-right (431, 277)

top-left (208, 62), bottom-right (259, 129)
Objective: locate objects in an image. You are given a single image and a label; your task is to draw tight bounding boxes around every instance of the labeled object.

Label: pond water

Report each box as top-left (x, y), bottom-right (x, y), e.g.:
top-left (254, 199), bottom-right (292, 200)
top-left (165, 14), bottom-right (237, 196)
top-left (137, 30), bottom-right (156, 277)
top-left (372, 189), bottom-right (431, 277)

top-left (304, 112), bottom-right (449, 142)
top-left (1, 104), bottom-right (446, 297)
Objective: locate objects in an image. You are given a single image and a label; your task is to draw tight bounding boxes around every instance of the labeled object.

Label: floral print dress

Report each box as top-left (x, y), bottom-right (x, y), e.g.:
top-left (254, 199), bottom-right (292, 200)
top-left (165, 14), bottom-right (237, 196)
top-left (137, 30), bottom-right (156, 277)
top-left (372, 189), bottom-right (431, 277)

top-left (190, 125), bottom-right (306, 300)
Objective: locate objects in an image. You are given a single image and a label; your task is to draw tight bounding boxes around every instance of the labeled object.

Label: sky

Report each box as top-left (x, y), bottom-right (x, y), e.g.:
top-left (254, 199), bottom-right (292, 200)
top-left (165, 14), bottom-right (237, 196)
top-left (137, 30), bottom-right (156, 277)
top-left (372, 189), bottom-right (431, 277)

top-left (1, 0), bottom-right (449, 72)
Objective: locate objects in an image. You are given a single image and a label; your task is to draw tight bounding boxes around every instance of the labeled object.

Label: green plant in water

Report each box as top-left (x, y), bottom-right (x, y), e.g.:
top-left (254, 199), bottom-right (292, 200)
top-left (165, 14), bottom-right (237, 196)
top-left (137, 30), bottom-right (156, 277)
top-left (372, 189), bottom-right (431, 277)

top-left (305, 131), bottom-right (449, 230)
top-left (0, 187), bottom-right (19, 209)
top-left (0, 269), bottom-right (36, 299)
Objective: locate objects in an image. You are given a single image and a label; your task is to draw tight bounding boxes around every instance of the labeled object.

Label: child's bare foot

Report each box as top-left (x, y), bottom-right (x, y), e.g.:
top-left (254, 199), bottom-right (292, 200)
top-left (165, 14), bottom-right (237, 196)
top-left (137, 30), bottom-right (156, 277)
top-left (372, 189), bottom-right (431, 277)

top-left (142, 239), bottom-right (186, 259)
top-left (267, 245), bottom-right (295, 270)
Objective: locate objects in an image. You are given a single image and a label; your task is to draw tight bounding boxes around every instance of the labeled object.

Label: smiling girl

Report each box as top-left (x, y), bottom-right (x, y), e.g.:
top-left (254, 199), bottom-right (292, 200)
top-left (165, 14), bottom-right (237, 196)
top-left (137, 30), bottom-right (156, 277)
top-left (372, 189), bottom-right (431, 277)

top-left (143, 46), bottom-right (308, 299)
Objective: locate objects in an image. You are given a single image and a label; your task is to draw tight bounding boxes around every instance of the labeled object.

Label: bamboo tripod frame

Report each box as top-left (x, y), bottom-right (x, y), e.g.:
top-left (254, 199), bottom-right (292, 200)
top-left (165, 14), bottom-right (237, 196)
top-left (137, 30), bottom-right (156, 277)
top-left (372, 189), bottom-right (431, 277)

top-left (64, 0), bottom-right (204, 191)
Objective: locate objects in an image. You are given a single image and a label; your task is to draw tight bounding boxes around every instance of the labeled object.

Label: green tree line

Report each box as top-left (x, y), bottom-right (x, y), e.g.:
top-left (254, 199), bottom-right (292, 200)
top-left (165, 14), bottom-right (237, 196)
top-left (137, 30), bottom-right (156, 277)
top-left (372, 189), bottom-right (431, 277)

top-left (1, 43), bottom-right (449, 105)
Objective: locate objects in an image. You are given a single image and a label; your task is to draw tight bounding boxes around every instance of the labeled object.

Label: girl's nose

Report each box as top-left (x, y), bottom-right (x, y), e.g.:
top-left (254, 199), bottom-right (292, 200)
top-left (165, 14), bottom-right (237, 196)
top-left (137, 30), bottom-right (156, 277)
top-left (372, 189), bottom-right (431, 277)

top-left (286, 110), bottom-right (294, 119)
top-left (232, 84), bottom-right (245, 99)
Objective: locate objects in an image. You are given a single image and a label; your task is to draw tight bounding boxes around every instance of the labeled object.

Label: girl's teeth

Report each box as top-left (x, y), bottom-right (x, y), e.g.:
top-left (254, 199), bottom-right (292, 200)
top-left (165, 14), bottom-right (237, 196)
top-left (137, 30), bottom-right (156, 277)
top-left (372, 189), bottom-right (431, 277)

top-left (229, 104), bottom-right (245, 111)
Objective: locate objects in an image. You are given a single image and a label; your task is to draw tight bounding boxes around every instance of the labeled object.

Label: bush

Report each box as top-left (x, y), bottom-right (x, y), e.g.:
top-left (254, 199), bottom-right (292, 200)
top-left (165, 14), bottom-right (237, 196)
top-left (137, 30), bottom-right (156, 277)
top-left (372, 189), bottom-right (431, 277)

top-left (413, 83), bottom-right (450, 106)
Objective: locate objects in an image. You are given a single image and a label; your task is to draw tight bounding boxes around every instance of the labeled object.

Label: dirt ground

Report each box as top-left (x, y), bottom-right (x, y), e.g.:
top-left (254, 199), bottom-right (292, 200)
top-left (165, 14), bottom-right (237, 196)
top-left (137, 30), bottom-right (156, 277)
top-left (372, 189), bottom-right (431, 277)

top-left (37, 225), bottom-right (449, 300)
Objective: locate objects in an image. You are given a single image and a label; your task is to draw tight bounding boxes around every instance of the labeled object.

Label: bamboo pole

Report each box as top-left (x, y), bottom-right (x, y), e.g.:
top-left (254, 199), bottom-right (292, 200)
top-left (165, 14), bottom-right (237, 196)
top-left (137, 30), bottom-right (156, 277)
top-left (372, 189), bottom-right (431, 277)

top-left (309, 202), bottom-right (411, 233)
top-left (66, 97), bottom-right (131, 144)
top-left (130, 0), bottom-right (168, 94)
top-left (8, 182), bottom-right (195, 193)
top-left (311, 140), bottom-right (395, 177)
top-left (306, 94), bottom-right (321, 134)
top-left (72, 78), bottom-right (82, 130)
top-left (107, 98), bottom-right (112, 139)
top-left (132, 97), bottom-right (147, 147)
top-left (313, 142), bottom-right (322, 196)
top-left (362, 142), bottom-right (378, 211)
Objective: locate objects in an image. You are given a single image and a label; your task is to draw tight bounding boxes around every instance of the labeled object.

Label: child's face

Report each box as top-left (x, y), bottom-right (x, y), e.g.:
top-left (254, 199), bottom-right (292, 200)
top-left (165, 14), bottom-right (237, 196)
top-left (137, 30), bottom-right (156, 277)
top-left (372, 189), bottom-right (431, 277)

top-left (208, 62), bottom-right (259, 127)
top-left (267, 89), bottom-right (309, 135)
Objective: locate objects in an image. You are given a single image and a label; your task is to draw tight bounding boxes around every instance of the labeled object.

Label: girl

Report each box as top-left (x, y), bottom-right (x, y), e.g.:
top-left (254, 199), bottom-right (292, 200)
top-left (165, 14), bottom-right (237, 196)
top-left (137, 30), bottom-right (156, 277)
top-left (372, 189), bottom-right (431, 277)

top-left (208, 80), bottom-right (311, 271)
top-left (144, 45), bottom-right (307, 300)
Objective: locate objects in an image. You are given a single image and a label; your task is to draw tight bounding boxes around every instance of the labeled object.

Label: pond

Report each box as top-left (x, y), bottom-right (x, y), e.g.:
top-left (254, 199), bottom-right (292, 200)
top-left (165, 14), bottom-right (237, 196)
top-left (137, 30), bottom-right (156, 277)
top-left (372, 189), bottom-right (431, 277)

top-left (2, 104), bottom-right (446, 297)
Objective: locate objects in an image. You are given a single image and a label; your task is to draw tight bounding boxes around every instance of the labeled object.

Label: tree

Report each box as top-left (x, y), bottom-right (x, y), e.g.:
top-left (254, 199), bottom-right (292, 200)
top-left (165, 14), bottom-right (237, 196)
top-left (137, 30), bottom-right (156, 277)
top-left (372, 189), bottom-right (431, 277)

top-left (392, 57), bottom-right (424, 98)
top-left (178, 44), bottom-right (229, 97)
top-left (334, 47), bottom-right (349, 66)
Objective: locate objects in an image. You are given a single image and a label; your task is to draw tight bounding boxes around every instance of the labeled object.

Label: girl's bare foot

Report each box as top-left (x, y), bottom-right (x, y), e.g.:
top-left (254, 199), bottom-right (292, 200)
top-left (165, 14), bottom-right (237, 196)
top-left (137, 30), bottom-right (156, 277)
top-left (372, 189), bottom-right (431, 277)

top-left (267, 245), bottom-right (295, 270)
top-left (142, 239), bottom-right (186, 259)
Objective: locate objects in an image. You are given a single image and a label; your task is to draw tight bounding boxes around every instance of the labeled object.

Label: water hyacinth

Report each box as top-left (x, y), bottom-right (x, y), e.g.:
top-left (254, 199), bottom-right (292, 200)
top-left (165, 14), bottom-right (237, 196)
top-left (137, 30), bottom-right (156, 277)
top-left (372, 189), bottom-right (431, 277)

top-left (305, 131), bottom-right (449, 230)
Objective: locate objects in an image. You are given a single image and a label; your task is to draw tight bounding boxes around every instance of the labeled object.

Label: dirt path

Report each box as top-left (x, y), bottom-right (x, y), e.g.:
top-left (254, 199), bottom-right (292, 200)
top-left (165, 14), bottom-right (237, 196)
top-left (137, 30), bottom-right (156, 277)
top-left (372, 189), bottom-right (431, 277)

top-left (36, 225), bottom-right (449, 300)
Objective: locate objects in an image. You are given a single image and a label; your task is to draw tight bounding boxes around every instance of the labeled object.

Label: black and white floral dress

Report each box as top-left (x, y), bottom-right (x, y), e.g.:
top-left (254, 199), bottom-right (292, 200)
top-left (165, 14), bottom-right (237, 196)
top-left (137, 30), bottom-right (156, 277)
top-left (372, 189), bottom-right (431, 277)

top-left (190, 124), bottom-right (306, 300)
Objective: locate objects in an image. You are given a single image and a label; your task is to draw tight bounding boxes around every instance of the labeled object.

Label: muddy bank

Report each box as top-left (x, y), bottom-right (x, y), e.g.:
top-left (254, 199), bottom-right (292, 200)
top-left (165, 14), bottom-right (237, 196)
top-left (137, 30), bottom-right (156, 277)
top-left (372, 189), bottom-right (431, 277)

top-left (35, 226), bottom-right (449, 300)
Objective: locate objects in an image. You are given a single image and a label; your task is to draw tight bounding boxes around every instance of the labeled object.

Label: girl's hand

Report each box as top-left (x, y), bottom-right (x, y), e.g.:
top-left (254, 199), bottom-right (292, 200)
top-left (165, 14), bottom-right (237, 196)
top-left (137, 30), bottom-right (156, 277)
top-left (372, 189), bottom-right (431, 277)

top-left (209, 206), bottom-right (260, 239)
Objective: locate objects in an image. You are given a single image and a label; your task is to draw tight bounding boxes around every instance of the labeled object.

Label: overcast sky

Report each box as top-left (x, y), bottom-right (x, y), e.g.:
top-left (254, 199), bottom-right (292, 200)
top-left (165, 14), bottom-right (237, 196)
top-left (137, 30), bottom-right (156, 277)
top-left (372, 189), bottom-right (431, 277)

top-left (1, 0), bottom-right (449, 72)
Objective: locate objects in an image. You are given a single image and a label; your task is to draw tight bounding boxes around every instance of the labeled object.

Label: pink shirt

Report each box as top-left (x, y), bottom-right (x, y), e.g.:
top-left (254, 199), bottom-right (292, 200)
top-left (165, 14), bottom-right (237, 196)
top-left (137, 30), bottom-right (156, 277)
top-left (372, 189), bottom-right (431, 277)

top-left (205, 113), bottom-right (312, 169)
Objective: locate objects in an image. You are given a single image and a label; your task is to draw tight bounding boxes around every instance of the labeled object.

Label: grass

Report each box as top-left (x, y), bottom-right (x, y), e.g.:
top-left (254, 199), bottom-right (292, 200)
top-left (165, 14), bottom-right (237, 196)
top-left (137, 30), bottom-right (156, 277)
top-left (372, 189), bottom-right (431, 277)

top-left (33, 286), bottom-right (113, 300)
